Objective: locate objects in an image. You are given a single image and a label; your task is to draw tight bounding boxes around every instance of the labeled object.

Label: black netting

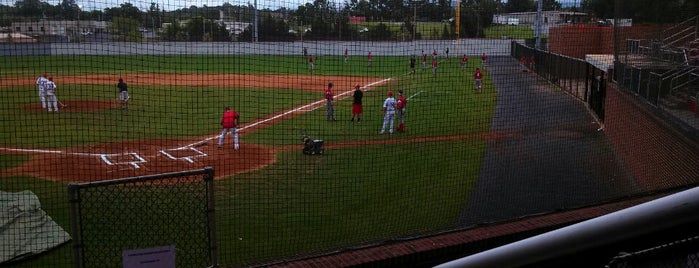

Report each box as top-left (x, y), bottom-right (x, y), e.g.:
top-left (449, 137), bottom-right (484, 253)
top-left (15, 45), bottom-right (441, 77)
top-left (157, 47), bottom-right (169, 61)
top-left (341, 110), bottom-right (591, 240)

top-left (1, 1), bottom-right (698, 267)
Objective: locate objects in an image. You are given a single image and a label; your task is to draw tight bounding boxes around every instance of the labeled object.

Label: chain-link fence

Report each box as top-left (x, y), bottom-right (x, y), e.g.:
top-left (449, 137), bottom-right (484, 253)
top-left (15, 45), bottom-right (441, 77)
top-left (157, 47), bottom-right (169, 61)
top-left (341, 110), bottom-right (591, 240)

top-left (67, 168), bottom-right (217, 268)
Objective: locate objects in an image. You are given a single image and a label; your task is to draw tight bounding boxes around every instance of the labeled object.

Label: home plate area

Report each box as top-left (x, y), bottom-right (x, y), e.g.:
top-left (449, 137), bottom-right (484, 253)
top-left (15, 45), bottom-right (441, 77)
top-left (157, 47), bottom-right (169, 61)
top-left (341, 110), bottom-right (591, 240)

top-left (100, 153), bottom-right (147, 169)
top-left (159, 147), bottom-right (207, 163)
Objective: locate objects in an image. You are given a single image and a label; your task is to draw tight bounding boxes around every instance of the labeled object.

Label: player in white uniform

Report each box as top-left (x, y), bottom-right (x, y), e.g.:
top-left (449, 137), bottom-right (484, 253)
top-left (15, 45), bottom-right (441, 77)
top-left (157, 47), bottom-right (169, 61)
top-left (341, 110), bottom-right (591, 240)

top-left (45, 77), bottom-right (58, 112)
top-left (36, 73), bottom-right (48, 110)
top-left (380, 90), bottom-right (397, 134)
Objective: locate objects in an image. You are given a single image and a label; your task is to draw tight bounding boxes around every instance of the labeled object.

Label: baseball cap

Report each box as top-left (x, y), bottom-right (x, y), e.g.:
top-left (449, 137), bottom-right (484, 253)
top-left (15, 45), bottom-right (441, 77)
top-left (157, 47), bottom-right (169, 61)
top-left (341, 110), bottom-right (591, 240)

top-left (398, 90), bottom-right (403, 95)
top-left (387, 90), bottom-right (393, 97)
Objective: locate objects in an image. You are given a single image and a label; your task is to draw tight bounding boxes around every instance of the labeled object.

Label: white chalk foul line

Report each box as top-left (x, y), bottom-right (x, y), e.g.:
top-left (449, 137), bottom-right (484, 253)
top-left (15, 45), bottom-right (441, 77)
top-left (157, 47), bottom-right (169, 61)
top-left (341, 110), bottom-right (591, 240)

top-left (1, 77), bottom-right (394, 167)
top-left (182, 77), bottom-right (393, 150)
top-left (99, 153), bottom-right (147, 169)
top-left (159, 147), bottom-right (207, 164)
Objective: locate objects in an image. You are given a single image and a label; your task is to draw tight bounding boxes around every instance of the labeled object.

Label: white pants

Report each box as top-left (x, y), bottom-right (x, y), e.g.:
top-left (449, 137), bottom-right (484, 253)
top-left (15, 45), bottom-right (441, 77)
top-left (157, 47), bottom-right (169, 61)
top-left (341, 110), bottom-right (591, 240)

top-left (381, 111), bottom-right (395, 134)
top-left (218, 127), bottom-right (239, 149)
top-left (39, 89), bottom-right (46, 109)
top-left (46, 93), bottom-right (58, 112)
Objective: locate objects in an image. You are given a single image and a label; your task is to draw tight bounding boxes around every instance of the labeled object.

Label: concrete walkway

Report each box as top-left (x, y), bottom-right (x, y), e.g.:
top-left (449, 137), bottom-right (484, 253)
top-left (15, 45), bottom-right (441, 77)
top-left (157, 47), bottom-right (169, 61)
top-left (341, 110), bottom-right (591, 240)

top-left (458, 56), bottom-right (637, 226)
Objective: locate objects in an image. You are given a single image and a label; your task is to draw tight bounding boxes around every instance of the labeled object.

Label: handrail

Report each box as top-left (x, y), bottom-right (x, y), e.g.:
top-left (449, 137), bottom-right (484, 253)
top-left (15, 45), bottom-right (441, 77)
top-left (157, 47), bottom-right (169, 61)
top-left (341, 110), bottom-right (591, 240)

top-left (434, 186), bottom-right (699, 268)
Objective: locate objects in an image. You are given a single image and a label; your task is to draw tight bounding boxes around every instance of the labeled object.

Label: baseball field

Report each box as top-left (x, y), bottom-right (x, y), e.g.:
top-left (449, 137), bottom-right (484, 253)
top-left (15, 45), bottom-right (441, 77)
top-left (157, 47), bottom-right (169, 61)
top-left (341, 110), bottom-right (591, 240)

top-left (0, 53), bottom-right (496, 266)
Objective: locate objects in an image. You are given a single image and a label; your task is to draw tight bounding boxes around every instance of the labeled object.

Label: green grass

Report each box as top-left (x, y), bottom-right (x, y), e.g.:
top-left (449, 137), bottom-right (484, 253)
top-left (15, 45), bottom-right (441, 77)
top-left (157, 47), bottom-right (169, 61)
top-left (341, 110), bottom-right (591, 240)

top-left (484, 25), bottom-right (536, 39)
top-left (1, 55), bottom-right (495, 267)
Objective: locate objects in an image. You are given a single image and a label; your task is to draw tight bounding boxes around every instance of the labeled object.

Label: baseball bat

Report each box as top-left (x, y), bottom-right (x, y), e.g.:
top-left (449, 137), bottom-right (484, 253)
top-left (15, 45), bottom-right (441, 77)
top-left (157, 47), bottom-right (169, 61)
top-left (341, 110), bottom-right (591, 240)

top-left (58, 99), bottom-right (67, 107)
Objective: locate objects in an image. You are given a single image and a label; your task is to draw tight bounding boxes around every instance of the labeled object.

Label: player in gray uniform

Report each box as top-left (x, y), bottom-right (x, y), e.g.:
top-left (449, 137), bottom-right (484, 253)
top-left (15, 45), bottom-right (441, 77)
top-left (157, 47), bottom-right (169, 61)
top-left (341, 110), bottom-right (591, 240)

top-left (36, 73), bottom-right (48, 110)
top-left (380, 90), bottom-right (397, 134)
top-left (45, 77), bottom-right (58, 112)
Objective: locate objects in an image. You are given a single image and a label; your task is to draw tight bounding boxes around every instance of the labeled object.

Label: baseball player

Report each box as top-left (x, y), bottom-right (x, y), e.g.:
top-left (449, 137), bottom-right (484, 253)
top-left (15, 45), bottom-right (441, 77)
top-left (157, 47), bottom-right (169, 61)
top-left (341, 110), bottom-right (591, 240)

top-left (308, 55), bottom-right (314, 73)
top-left (350, 84), bottom-right (363, 123)
top-left (36, 73), bottom-right (48, 110)
top-left (45, 77), bottom-right (58, 112)
top-left (432, 49), bottom-right (438, 60)
top-left (117, 78), bottom-right (129, 109)
top-left (445, 47), bottom-right (449, 60)
top-left (529, 55), bottom-right (536, 72)
top-left (325, 82), bottom-right (336, 121)
top-left (409, 55), bottom-right (416, 74)
top-left (367, 52), bottom-right (372, 67)
top-left (218, 106), bottom-right (240, 150)
top-left (344, 48), bottom-right (348, 63)
top-left (481, 52), bottom-right (488, 67)
top-left (396, 90), bottom-right (407, 132)
top-left (461, 54), bottom-right (468, 69)
top-left (432, 58), bottom-right (438, 77)
top-left (422, 50), bottom-right (427, 71)
top-left (474, 67), bottom-right (483, 93)
top-left (380, 90), bottom-right (397, 134)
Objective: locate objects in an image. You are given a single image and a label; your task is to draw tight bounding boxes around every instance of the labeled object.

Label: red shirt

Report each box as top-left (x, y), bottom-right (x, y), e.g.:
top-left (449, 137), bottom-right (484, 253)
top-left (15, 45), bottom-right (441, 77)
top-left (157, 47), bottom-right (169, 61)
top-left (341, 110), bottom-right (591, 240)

top-left (368, 53), bottom-right (372, 60)
top-left (474, 70), bottom-right (483, 80)
top-left (308, 56), bottom-right (314, 63)
top-left (520, 56), bottom-right (526, 64)
top-left (433, 50), bottom-right (437, 57)
top-left (344, 49), bottom-right (348, 56)
top-left (481, 53), bottom-right (487, 61)
top-left (325, 88), bottom-right (334, 100)
top-left (462, 55), bottom-right (468, 63)
top-left (423, 54), bottom-right (427, 62)
top-left (221, 110), bottom-right (239, 128)
top-left (432, 60), bottom-right (438, 67)
top-left (529, 56), bottom-right (535, 64)
top-left (397, 96), bottom-right (407, 109)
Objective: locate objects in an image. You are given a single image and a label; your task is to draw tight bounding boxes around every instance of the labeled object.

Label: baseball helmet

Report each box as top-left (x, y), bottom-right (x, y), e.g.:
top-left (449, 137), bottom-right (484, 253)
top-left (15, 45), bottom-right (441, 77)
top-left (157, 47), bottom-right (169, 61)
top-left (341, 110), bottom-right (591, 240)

top-left (398, 90), bottom-right (404, 95)
top-left (355, 84), bottom-right (361, 89)
top-left (328, 82), bottom-right (333, 88)
top-left (48, 77), bottom-right (53, 81)
top-left (387, 90), bottom-right (393, 97)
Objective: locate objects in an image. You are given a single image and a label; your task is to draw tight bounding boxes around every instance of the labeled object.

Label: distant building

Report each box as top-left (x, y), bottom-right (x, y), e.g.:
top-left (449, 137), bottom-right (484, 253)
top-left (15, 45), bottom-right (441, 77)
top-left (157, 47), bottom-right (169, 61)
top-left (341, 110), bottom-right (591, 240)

top-left (11, 20), bottom-right (108, 37)
top-left (0, 32), bottom-right (37, 43)
top-left (493, 11), bottom-right (588, 26)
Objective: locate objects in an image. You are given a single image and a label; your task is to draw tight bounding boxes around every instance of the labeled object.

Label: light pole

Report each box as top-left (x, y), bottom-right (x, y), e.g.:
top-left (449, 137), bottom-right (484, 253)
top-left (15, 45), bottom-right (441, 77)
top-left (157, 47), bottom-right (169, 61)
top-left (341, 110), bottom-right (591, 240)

top-left (253, 0), bottom-right (258, 42)
top-left (413, 2), bottom-right (416, 42)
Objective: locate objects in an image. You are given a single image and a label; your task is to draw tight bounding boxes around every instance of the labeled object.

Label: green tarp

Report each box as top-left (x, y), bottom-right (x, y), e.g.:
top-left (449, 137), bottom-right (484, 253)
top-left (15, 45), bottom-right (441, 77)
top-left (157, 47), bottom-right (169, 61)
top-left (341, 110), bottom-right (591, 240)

top-left (1, 190), bottom-right (71, 264)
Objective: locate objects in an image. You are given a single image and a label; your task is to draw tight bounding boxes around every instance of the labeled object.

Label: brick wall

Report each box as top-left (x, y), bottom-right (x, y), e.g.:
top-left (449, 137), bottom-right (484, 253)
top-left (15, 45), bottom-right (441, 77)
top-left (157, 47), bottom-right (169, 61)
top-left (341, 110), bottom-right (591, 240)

top-left (604, 84), bottom-right (699, 191)
top-left (549, 26), bottom-right (666, 59)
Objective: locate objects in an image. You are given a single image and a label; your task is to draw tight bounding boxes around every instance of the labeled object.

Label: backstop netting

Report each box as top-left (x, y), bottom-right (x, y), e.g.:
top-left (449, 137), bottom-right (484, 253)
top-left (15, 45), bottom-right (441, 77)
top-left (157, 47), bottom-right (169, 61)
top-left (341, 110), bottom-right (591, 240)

top-left (1, 0), bottom-right (698, 267)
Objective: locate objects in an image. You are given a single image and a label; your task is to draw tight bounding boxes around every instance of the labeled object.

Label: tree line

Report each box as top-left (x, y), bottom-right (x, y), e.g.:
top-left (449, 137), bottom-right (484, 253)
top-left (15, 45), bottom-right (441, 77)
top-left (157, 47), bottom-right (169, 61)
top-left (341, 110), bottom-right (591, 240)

top-left (2, 0), bottom-right (697, 42)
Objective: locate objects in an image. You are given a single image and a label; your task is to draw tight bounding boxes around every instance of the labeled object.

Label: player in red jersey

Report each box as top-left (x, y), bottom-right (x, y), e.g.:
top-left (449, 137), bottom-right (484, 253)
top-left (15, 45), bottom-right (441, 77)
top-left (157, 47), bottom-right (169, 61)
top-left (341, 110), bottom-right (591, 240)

top-left (396, 90), bottom-right (408, 132)
top-left (325, 82), bottom-right (336, 121)
top-left (474, 67), bottom-right (483, 93)
top-left (218, 106), bottom-right (240, 150)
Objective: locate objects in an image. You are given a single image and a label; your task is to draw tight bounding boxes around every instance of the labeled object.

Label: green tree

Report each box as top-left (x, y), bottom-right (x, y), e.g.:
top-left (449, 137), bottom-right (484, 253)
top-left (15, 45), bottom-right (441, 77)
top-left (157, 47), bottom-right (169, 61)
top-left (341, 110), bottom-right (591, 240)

top-left (59, 0), bottom-right (80, 20)
top-left (543, 0), bottom-right (563, 11)
top-left (241, 13), bottom-right (292, 41)
top-left (163, 20), bottom-right (186, 41)
top-left (104, 2), bottom-right (143, 22)
top-left (460, 0), bottom-right (497, 38)
top-left (108, 16), bottom-right (142, 41)
top-left (369, 23), bottom-right (393, 40)
top-left (505, 0), bottom-right (534, 13)
top-left (14, 0), bottom-right (45, 18)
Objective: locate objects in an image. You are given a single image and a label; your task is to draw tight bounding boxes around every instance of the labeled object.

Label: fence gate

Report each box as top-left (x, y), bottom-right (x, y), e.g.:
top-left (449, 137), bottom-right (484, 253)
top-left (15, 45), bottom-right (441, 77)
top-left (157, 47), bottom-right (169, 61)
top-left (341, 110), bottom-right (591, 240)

top-left (68, 167), bottom-right (217, 268)
top-left (588, 67), bottom-right (607, 123)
